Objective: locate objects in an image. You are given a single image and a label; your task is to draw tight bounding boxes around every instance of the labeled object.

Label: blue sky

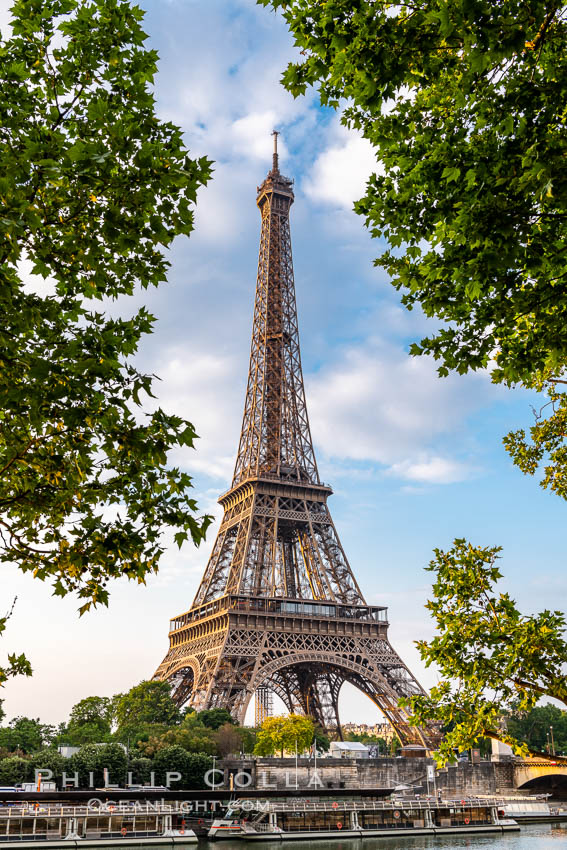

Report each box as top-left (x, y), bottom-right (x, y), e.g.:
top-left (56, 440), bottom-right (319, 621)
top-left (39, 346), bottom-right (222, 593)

top-left (1, 0), bottom-right (566, 726)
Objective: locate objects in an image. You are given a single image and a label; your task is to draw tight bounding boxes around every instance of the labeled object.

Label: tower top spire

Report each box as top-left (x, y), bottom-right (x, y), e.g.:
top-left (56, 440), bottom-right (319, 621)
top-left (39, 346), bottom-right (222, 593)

top-left (271, 129), bottom-right (279, 172)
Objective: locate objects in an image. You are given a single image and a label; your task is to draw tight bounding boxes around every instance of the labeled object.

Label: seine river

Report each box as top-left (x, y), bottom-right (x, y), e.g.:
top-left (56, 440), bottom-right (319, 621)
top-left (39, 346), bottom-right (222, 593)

top-left (196, 823), bottom-right (567, 850)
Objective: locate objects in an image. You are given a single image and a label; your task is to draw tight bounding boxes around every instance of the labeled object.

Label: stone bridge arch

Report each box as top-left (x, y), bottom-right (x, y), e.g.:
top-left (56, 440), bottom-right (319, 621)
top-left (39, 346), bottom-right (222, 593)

top-left (514, 760), bottom-right (567, 792)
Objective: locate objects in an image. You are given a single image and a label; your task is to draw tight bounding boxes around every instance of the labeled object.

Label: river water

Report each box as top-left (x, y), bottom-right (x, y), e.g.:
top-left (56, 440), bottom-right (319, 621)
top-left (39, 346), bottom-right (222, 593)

top-left (198, 823), bottom-right (567, 850)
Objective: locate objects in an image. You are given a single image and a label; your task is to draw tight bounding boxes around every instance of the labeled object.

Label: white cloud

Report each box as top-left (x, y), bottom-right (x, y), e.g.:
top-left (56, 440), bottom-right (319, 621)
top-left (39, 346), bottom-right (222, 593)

top-left (388, 456), bottom-right (472, 485)
top-left (304, 129), bottom-right (379, 209)
top-left (149, 347), bottom-right (244, 482)
top-left (232, 112), bottom-right (287, 161)
top-left (307, 337), bottom-right (494, 483)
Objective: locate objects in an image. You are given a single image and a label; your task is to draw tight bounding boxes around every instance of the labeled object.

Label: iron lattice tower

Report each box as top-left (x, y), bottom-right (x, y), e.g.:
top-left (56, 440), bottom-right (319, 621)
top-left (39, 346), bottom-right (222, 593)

top-left (154, 134), bottom-right (432, 746)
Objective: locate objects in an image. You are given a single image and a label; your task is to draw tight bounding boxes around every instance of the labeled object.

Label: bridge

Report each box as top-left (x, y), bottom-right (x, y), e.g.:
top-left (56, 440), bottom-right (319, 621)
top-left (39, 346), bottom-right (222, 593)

top-left (514, 758), bottom-right (567, 791)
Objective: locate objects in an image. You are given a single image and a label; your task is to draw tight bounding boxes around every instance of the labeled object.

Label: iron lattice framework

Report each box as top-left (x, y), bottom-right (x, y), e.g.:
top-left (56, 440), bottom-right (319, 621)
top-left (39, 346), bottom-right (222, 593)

top-left (254, 685), bottom-right (273, 728)
top-left (154, 135), bottom-right (433, 746)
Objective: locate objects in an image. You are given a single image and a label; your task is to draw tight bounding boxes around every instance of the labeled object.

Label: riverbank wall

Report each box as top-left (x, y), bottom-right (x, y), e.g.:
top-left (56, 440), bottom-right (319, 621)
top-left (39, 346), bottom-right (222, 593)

top-left (222, 757), bottom-right (516, 796)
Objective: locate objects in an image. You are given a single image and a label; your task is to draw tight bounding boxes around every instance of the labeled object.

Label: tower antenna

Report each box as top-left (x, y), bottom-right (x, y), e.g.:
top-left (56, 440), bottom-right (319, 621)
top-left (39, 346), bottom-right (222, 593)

top-left (271, 129), bottom-right (279, 172)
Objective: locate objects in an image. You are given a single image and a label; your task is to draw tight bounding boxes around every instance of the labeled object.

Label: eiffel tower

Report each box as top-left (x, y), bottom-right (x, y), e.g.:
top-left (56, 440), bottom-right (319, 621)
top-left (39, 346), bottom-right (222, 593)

top-left (154, 134), bottom-right (432, 746)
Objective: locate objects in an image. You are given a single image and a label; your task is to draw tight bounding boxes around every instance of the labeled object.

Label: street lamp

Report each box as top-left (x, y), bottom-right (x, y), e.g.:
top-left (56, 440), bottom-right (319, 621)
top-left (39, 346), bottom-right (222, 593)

top-left (550, 726), bottom-right (556, 756)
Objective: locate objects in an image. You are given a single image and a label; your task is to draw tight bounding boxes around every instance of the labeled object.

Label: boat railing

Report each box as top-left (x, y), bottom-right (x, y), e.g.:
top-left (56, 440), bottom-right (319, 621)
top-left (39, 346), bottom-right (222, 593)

top-left (233, 797), bottom-right (496, 814)
top-left (0, 803), bottom-right (186, 818)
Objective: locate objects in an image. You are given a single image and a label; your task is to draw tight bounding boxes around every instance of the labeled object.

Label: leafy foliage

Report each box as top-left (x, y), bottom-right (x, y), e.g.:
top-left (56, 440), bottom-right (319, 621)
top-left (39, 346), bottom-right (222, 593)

top-left (152, 746), bottom-right (212, 789)
top-left (114, 681), bottom-right (181, 741)
top-left (0, 755), bottom-right (28, 785)
top-left (507, 704), bottom-right (567, 755)
top-left (345, 731), bottom-right (388, 753)
top-left (27, 748), bottom-right (66, 780)
top-left (313, 726), bottom-right (330, 753)
top-left (213, 722), bottom-right (243, 757)
top-left (68, 741), bottom-right (127, 787)
top-left (65, 696), bottom-right (113, 744)
top-left (254, 714), bottom-right (315, 758)
top-left (0, 677), bottom-right (261, 786)
top-left (137, 724), bottom-right (216, 758)
top-left (264, 0), bottom-right (567, 383)
top-left (403, 539), bottom-right (567, 764)
top-left (0, 0), bottom-right (213, 613)
top-left (198, 708), bottom-right (235, 730)
top-left (234, 725), bottom-right (257, 755)
top-left (504, 381), bottom-right (567, 500)
top-left (0, 600), bottom-right (32, 718)
top-left (0, 717), bottom-right (54, 754)
top-left (128, 756), bottom-right (153, 784)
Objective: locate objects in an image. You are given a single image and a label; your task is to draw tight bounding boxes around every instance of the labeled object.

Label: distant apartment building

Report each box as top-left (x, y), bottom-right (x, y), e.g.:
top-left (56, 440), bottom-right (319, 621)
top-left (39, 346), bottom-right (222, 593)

top-left (342, 722), bottom-right (396, 743)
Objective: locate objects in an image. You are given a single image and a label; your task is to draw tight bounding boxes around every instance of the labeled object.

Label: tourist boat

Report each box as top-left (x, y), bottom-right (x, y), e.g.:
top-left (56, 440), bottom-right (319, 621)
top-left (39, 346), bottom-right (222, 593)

top-left (0, 801), bottom-right (198, 846)
top-left (499, 797), bottom-right (552, 820)
top-left (496, 796), bottom-right (567, 822)
top-left (208, 797), bottom-right (520, 840)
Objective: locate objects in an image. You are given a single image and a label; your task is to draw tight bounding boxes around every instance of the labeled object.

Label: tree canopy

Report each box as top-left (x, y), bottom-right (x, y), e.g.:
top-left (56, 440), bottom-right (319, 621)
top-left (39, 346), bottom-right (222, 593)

top-left (507, 703), bottom-right (567, 755)
top-left (0, 678), bottom-right (255, 787)
top-left (0, 0), bottom-right (213, 623)
top-left (68, 741), bottom-right (127, 787)
top-left (264, 0), bottom-right (567, 381)
top-left (254, 714), bottom-right (315, 758)
top-left (403, 540), bottom-right (567, 763)
top-left (0, 716), bottom-right (54, 754)
top-left (198, 708), bottom-right (235, 731)
top-left (65, 696), bottom-right (113, 744)
top-left (114, 680), bottom-right (180, 740)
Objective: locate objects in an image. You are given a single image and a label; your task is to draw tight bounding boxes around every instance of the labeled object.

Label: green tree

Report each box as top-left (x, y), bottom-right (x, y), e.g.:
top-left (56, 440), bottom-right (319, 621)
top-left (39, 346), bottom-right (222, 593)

top-left (27, 749), bottom-right (65, 782)
top-left (68, 741), bottom-right (127, 787)
top-left (254, 714), bottom-right (315, 758)
top-left (213, 722), bottom-right (242, 757)
top-left (313, 726), bottom-right (330, 753)
top-left (65, 696), bottom-right (112, 744)
top-left (136, 709), bottom-right (228, 756)
top-left (0, 717), bottom-right (53, 753)
top-left (236, 726), bottom-right (257, 755)
top-left (389, 736), bottom-right (401, 756)
top-left (129, 756), bottom-right (152, 785)
top-left (115, 681), bottom-right (180, 741)
top-left (198, 708), bottom-right (235, 730)
top-left (183, 751), bottom-right (214, 790)
top-left (403, 540), bottom-right (567, 764)
top-left (0, 756), bottom-right (29, 785)
top-left (0, 0), bottom-right (212, 615)
top-left (263, 0), bottom-right (567, 493)
top-left (507, 704), bottom-right (567, 755)
top-left (345, 732), bottom-right (386, 752)
top-left (152, 745), bottom-right (212, 790)
top-left (138, 725), bottom-right (216, 758)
